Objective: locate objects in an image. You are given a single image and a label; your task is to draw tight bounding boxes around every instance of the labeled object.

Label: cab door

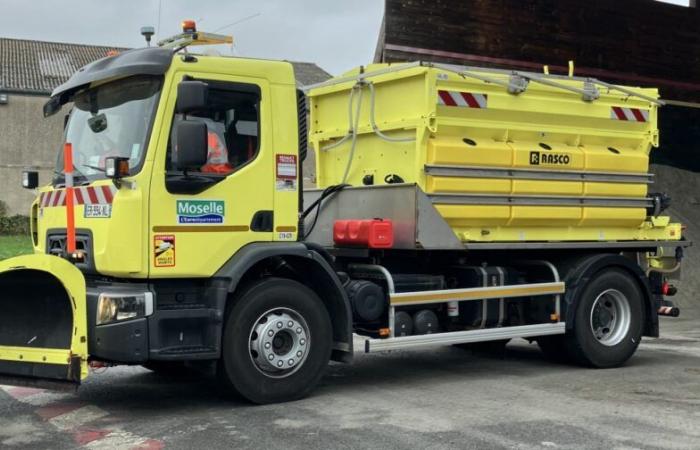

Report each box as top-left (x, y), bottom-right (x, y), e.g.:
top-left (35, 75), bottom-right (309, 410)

top-left (148, 73), bottom-right (274, 278)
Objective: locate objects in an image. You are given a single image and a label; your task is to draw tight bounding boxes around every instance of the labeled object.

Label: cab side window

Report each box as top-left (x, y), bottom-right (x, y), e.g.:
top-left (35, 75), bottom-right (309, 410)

top-left (168, 80), bottom-right (260, 175)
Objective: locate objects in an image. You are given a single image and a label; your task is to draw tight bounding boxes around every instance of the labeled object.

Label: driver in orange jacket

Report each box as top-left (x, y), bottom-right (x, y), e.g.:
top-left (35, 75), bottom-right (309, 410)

top-left (201, 129), bottom-right (234, 174)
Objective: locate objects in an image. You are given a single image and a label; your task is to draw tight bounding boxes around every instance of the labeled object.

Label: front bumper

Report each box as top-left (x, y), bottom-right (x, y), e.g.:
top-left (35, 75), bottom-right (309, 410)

top-left (86, 280), bottom-right (224, 363)
top-left (87, 283), bottom-right (150, 363)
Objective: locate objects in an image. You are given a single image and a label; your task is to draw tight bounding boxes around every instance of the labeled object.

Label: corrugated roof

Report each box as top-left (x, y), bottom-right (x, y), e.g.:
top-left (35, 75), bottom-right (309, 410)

top-left (0, 37), bottom-right (332, 94)
top-left (0, 37), bottom-right (127, 94)
top-left (289, 61), bottom-right (333, 86)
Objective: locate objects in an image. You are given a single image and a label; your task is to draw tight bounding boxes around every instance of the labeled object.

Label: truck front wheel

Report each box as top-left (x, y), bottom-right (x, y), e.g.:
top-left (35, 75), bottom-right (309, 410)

top-left (566, 269), bottom-right (644, 368)
top-left (218, 278), bottom-right (333, 404)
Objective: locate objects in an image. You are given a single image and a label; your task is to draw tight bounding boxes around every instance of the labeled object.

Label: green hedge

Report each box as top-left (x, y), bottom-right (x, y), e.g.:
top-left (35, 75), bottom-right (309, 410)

top-left (0, 200), bottom-right (31, 235)
top-left (0, 215), bottom-right (30, 235)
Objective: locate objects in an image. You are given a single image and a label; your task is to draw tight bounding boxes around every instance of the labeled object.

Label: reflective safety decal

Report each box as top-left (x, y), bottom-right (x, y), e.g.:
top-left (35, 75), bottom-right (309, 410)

top-left (154, 235), bottom-right (176, 267)
top-left (610, 106), bottom-right (649, 122)
top-left (40, 185), bottom-right (117, 208)
top-left (437, 90), bottom-right (488, 109)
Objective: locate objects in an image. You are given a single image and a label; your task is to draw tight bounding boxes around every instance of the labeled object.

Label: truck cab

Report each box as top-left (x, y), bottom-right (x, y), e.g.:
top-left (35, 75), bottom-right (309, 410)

top-left (39, 47), bottom-right (301, 279)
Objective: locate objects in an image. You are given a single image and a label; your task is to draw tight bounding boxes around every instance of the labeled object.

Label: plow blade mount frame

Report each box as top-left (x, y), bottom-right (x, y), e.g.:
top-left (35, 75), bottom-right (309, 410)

top-left (0, 254), bottom-right (88, 390)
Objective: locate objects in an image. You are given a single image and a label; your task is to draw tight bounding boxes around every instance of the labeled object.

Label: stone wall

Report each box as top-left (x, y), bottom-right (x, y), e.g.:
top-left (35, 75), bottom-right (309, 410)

top-left (0, 93), bottom-right (64, 215)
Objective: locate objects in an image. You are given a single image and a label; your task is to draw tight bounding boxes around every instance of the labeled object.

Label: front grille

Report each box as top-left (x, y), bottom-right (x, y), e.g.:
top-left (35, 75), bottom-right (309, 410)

top-left (46, 230), bottom-right (95, 272)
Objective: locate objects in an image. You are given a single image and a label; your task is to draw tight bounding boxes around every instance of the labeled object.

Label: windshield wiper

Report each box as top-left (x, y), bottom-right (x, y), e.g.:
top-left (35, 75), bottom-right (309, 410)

top-left (53, 166), bottom-right (90, 187)
top-left (80, 164), bottom-right (106, 173)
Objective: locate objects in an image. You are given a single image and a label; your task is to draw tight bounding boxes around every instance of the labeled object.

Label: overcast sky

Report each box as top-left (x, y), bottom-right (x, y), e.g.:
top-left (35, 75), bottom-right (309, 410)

top-left (0, 0), bottom-right (385, 75)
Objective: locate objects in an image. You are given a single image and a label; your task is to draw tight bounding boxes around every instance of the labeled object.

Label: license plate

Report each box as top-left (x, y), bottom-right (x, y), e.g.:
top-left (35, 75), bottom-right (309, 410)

top-left (84, 204), bottom-right (112, 218)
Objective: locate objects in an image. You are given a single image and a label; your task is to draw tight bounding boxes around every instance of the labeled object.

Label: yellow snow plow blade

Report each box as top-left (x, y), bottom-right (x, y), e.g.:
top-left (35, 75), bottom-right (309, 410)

top-left (0, 254), bottom-right (88, 389)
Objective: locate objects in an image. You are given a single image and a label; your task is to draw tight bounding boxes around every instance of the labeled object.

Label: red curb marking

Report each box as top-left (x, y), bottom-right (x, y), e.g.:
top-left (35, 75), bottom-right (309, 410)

top-left (133, 439), bottom-right (165, 449)
top-left (6, 387), bottom-right (44, 399)
top-left (73, 428), bottom-right (111, 446)
top-left (36, 402), bottom-right (84, 420)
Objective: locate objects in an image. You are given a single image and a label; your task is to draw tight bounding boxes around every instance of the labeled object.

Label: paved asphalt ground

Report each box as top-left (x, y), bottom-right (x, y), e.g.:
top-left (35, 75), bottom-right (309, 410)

top-left (1, 316), bottom-right (699, 449)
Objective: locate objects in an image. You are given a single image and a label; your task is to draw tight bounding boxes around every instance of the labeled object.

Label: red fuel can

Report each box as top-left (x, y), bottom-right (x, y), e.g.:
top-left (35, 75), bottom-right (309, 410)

top-left (333, 219), bottom-right (394, 249)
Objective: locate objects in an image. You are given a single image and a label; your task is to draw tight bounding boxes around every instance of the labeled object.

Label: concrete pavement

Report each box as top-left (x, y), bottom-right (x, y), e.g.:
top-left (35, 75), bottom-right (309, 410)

top-left (1, 316), bottom-right (699, 449)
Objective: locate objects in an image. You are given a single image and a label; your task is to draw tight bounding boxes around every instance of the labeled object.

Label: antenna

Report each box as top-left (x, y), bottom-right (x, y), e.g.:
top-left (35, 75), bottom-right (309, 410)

top-left (141, 26), bottom-right (156, 47)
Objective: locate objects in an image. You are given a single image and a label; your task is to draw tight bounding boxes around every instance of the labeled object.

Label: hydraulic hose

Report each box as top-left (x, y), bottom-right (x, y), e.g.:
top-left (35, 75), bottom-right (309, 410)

top-left (367, 82), bottom-right (416, 143)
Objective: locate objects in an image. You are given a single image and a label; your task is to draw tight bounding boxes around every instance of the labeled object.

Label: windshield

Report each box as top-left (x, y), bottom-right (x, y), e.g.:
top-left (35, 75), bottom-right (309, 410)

top-left (54, 76), bottom-right (162, 184)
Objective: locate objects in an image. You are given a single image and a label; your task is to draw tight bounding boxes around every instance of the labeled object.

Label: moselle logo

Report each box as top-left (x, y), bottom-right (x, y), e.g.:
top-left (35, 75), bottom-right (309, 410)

top-left (529, 151), bottom-right (570, 166)
top-left (177, 200), bottom-right (225, 224)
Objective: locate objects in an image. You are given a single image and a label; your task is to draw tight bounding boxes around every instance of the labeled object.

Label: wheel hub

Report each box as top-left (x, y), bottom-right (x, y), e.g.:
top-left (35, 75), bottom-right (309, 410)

top-left (590, 289), bottom-right (631, 347)
top-left (249, 309), bottom-right (309, 377)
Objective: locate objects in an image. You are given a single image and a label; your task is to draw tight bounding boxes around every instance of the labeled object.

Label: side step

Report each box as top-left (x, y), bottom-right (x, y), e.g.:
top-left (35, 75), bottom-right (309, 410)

top-left (358, 322), bottom-right (566, 353)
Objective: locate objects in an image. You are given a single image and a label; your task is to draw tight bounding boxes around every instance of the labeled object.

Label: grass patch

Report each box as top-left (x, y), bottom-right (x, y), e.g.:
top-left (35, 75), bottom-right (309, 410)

top-left (0, 235), bottom-right (33, 260)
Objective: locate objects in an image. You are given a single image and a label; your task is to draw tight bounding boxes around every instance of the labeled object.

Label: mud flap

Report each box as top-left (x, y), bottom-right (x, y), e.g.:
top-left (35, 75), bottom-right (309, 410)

top-left (0, 254), bottom-right (88, 390)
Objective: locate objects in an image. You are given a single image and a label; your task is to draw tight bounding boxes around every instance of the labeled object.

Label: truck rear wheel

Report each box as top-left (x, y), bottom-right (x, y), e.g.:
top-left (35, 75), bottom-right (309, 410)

top-left (566, 269), bottom-right (644, 368)
top-left (218, 278), bottom-right (332, 404)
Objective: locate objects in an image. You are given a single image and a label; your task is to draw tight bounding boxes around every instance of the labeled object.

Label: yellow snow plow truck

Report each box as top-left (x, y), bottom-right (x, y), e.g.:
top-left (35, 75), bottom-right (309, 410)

top-left (0, 22), bottom-right (689, 403)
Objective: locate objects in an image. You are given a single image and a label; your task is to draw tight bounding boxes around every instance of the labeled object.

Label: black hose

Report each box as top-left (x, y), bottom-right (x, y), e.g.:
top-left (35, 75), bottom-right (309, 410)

top-left (302, 184), bottom-right (349, 239)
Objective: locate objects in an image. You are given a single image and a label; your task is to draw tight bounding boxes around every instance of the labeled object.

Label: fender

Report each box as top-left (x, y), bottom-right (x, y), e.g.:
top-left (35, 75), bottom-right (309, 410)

top-left (213, 242), bottom-right (354, 362)
top-left (562, 253), bottom-right (658, 337)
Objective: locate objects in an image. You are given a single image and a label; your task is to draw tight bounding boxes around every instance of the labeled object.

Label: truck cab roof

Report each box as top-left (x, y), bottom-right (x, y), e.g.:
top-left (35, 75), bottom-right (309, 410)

top-left (44, 46), bottom-right (296, 117)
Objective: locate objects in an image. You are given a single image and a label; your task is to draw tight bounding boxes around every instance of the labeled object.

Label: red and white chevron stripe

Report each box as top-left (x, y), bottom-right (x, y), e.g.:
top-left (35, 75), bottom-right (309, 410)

top-left (437, 90), bottom-right (488, 108)
top-left (610, 106), bottom-right (649, 122)
top-left (0, 384), bottom-right (164, 448)
top-left (39, 185), bottom-right (118, 208)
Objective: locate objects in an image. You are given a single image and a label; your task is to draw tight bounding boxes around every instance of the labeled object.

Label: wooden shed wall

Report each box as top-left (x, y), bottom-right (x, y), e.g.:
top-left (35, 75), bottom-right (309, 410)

top-left (378, 0), bottom-right (700, 102)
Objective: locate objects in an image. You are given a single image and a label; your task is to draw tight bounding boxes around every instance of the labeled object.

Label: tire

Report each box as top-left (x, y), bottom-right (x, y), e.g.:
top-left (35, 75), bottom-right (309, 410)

top-left (218, 278), bottom-right (333, 404)
top-left (565, 268), bottom-right (644, 368)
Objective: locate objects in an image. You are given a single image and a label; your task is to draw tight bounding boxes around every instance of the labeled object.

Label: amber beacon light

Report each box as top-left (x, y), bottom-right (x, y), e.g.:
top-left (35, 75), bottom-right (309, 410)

top-left (181, 20), bottom-right (197, 33)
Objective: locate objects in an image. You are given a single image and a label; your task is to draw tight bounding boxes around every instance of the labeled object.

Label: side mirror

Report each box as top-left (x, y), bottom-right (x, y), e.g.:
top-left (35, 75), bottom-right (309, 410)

top-left (176, 81), bottom-right (209, 114)
top-left (105, 157), bottom-right (130, 179)
top-left (173, 121), bottom-right (208, 171)
top-left (22, 170), bottom-right (38, 189)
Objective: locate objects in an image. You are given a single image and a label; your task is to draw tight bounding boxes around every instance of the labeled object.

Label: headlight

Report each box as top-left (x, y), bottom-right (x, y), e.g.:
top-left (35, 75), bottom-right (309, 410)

top-left (97, 292), bottom-right (154, 325)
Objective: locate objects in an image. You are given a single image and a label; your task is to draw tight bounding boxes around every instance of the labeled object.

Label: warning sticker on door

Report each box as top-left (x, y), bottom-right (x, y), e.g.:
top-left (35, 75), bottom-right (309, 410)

top-left (154, 235), bottom-right (176, 267)
top-left (276, 154), bottom-right (297, 191)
